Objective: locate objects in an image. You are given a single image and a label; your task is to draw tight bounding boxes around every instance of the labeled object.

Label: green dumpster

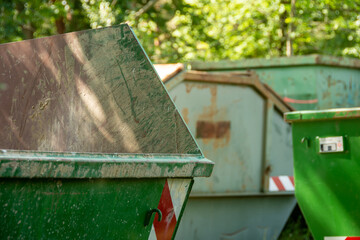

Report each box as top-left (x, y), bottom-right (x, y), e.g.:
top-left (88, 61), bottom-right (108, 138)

top-left (0, 24), bottom-right (213, 239)
top-left (191, 55), bottom-right (360, 110)
top-left (285, 108), bottom-right (360, 240)
top-left (154, 66), bottom-right (296, 239)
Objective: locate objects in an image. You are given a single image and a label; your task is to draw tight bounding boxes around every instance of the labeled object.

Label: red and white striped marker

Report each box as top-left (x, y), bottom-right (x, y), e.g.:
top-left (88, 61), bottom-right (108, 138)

top-left (269, 176), bottom-right (294, 192)
top-left (148, 179), bottom-right (191, 240)
top-left (325, 237), bottom-right (360, 240)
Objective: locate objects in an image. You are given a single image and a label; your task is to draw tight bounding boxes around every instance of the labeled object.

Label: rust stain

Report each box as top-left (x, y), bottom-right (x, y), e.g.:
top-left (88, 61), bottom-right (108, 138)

top-left (185, 82), bottom-right (214, 93)
top-left (185, 83), bottom-right (194, 93)
top-left (191, 83), bottom-right (231, 147)
top-left (327, 75), bottom-right (338, 88)
top-left (196, 121), bottom-right (230, 139)
top-left (322, 90), bottom-right (331, 100)
top-left (216, 121), bottom-right (230, 138)
top-left (181, 108), bottom-right (189, 124)
top-left (197, 85), bottom-right (218, 119)
top-left (213, 127), bottom-right (230, 149)
top-left (264, 165), bottom-right (272, 175)
top-left (196, 121), bottom-right (216, 138)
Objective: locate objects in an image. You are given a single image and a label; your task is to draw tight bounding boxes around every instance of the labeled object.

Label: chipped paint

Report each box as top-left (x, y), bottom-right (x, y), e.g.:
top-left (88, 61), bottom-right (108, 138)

top-left (285, 107), bottom-right (360, 122)
top-left (0, 150), bottom-right (214, 178)
top-left (196, 121), bottom-right (230, 139)
top-left (189, 56), bottom-right (360, 111)
top-left (0, 24), bottom-right (217, 240)
top-left (181, 108), bottom-right (189, 124)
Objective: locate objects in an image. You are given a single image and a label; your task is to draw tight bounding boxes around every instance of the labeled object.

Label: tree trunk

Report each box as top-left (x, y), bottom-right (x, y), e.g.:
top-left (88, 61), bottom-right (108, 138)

top-left (286, 0), bottom-right (296, 56)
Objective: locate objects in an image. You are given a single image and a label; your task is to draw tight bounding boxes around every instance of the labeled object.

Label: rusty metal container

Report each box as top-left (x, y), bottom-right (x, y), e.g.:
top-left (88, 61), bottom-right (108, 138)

top-left (190, 55), bottom-right (360, 110)
top-left (0, 24), bottom-right (214, 240)
top-left (155, 65), bottom-right (295, 239)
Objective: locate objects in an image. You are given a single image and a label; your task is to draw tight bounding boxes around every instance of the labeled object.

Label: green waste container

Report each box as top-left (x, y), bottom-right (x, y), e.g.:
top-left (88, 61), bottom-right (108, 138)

top-left (285, 108), bottom-right (360, 240)
top-left (191, 55), bottom-right (360, 110)
top-left (0, 24), bottom-right (213, 239)
top-left (154, 66), bottom-right (296, 239)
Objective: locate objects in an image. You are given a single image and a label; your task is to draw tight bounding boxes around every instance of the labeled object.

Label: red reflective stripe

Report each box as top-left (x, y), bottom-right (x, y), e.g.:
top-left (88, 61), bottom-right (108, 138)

top-left (289, 176), bottom-right (295, 186)
top-left (154, 180), bottom-right (177, 240)
top-left (345, 237), bottom-right (360, 240)
top-left (272, 176), bottom-right (285, 191)
top-left (283, 97), bottom-right (318, 104)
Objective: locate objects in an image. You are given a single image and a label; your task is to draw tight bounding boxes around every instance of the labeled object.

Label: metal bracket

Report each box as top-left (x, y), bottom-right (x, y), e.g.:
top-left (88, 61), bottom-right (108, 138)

top-left (301, 137), bottom-right (310, 148)
top-left (144, 208), bottom-right (162, 226)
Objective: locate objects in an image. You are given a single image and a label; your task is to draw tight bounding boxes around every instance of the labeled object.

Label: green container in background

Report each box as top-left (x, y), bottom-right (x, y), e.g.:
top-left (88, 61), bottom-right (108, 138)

top-left (285, 108), bottom-right (360, 240)
top-left (191, 55), bottom-right (360, 110)
top-left (0, 24), bottom-right (213, 239)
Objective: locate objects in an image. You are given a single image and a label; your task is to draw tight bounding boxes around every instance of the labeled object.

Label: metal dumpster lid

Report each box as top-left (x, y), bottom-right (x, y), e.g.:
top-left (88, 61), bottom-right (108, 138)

top-left (0, 24), bottom-right (201, 156)
top-left (285, 107), bottom-right (360, 122)
top-left (189, 55), bottom-right (360, 71)
top-left (0, 24), bottom-right (214, 178)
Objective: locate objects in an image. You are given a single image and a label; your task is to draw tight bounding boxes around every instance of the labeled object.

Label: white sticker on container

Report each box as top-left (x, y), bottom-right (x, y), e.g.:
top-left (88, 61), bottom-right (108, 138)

top-left (319, 136), bottom-right (344, 153)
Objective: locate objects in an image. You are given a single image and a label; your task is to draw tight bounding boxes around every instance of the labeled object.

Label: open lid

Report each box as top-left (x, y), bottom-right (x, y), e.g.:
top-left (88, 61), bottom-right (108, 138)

top-left (0, 24), bottom-right (200, 155)
top-left (0, 24), bottom-right (214, 178)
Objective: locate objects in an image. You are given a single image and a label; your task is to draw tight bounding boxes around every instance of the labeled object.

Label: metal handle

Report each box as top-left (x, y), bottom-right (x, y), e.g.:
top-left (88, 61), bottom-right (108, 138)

top-left (144, 208), bottom-right (162, 226)
top-left (301, 137), bottom-right (310, 148)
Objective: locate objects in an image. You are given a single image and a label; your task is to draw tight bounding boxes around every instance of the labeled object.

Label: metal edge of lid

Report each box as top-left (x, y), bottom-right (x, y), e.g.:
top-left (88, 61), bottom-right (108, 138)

top-left (0, 150), bottom-right (214, 179)
top-left (284, 108), bottom-right (360, 122)
top-left (189, 55), bottom-right (360, 71)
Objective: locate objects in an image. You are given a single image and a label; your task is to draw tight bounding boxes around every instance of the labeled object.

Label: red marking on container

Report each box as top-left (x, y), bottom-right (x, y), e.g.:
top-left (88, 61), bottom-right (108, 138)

top-left (283, 97), bottom-right (318, 104)
top-left (289, 176), bottom-right (295, 186)
top-left (154, 180), bottom-right (177, 240)
top-left (272, 176), bottom-right (285, 191)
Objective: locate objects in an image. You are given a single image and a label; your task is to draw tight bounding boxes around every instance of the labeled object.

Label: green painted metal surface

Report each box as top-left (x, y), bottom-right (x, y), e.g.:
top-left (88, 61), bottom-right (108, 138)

top-left (0, 178), bottom-right (164, 239)
top-left (285, 108), bottom-right (360, 240)
top-left (285, 107), bottom-right (360, 122)
top-left (190, 55), bottom-right (360, 110)
top-left (0, 24), bottom-right (214, 239)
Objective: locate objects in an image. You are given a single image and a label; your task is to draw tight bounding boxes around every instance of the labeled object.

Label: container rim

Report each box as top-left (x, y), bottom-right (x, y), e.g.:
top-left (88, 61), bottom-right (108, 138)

top-left (190, 54), bottom-right (360, 71)
top-left (0, 149), bottom-right (214, 179)
top-left (284, 107), bottom-right (360, 122)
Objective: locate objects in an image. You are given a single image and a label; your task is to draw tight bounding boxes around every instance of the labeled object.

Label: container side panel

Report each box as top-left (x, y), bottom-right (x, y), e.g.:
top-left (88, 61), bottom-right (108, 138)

top-left (221, 65), bottom-right (360, 111)
top-left (268, 110), bottom-right (294, 177)
top-left (252, 67), bottom-right (318, 110)
top-left (292, 119), bottom-right (360, 240)
top-left (316, 66), bottom-right (360, 109)
top-left (175, 196), bottom-right (296, 240)
top-left (0, 25), bottom-right (198, 154)
top-left (169, 82), bottom-right (265, 194)
top-left (0, 178), bottom-right (165, 239)
top-left (149, 178), bottom-right (192, 240)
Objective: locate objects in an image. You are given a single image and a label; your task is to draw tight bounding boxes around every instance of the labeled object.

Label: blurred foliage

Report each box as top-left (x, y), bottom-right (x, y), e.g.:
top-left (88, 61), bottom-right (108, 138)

top-left (1, 0), bottom-right (359, 62)
top-left (278, 204), bottom-right (314, 240)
